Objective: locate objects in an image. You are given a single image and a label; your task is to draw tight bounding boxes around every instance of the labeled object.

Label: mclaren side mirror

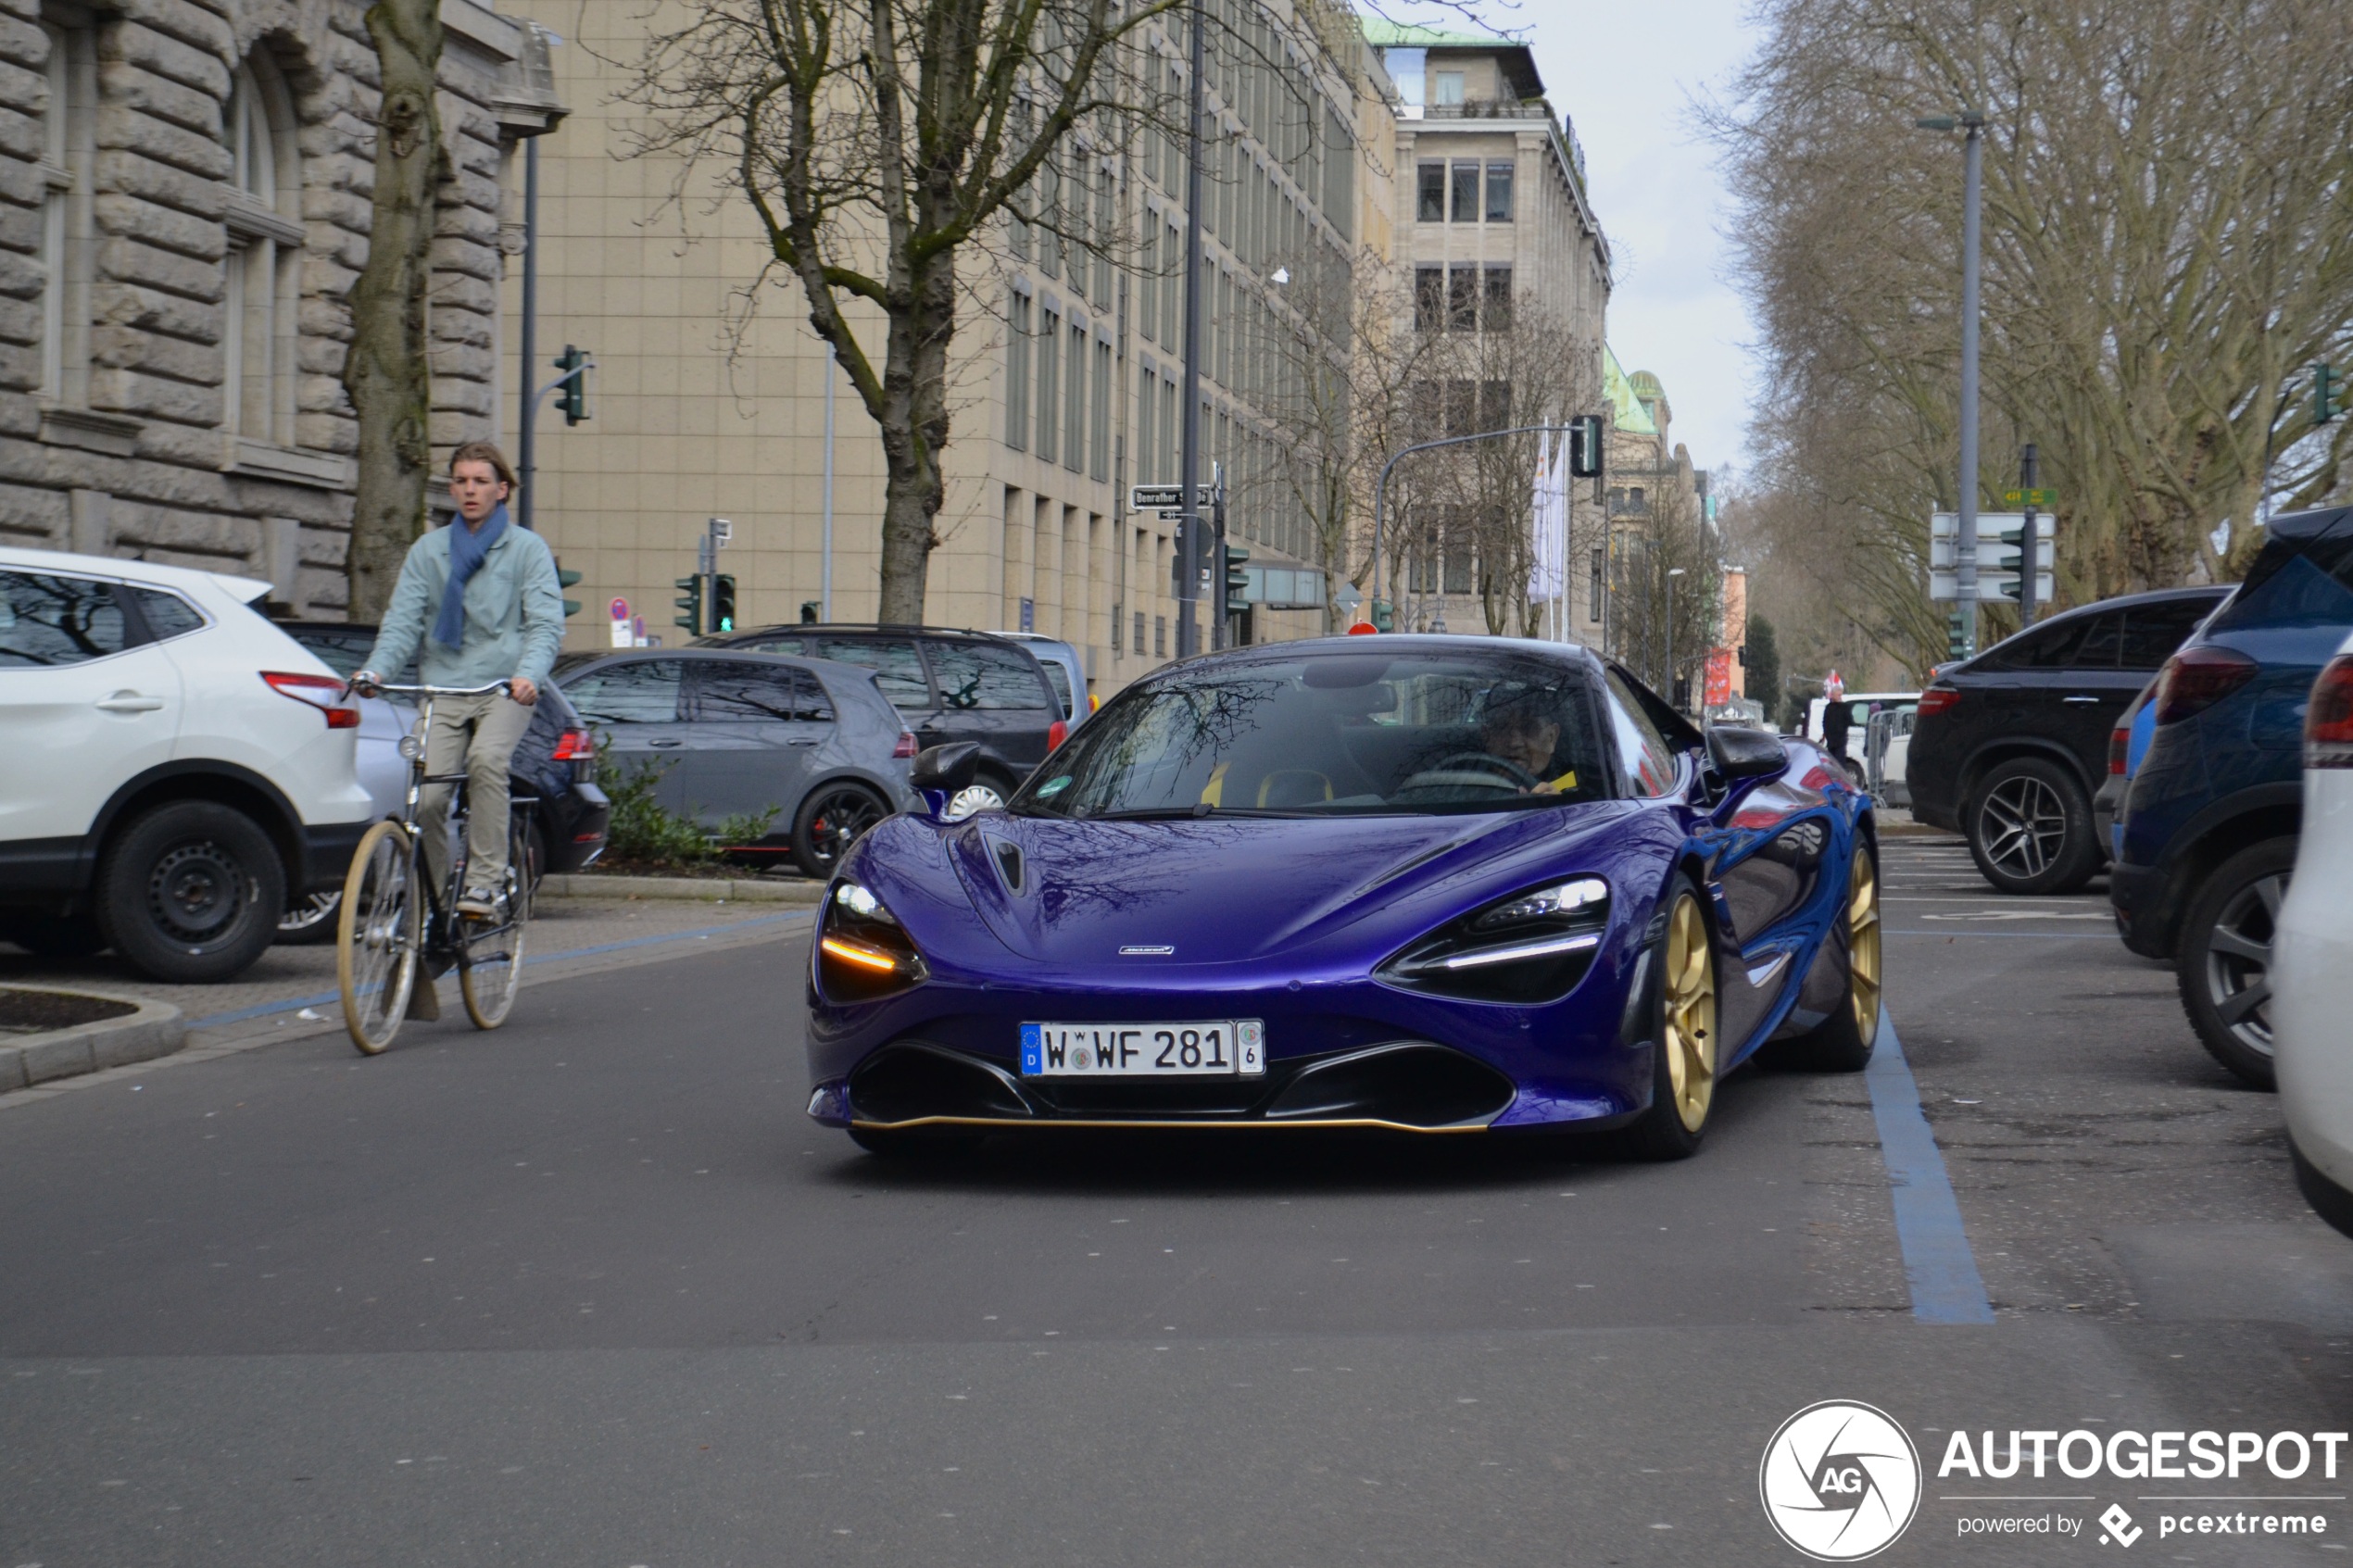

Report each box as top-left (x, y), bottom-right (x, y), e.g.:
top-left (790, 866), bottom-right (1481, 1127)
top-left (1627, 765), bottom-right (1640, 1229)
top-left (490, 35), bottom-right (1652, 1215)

top-left (911, 741), bottom-right (983, 815)
top-left (1706, 725), bottom-right (1789, 782)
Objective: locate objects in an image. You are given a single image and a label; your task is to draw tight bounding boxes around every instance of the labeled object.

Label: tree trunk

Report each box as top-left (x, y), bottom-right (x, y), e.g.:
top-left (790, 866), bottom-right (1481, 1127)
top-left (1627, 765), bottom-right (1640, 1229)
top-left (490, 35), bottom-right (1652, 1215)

top-left (341, 0), bottom-right (445, 622)
top-left (869, 237), bottom-right (956, 624)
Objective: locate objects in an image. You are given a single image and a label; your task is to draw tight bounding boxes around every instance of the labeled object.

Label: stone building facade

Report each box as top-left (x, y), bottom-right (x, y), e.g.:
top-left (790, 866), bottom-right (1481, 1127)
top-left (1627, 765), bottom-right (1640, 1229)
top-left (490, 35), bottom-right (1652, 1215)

top-left (1364, 20), bottom-right (1610, 639)
top-left (496, 0), bottom-right (1398, 696)
top-left (0, 0), bottom-right (560, 613)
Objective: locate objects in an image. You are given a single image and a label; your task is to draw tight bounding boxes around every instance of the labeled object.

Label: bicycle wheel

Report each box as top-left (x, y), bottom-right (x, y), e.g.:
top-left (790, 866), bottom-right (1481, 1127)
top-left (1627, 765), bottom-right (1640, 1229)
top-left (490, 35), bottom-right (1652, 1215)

top-left (458, 855), bottom-right (529, 1029)
top-left (338, 820), bottom-right (421, 1055)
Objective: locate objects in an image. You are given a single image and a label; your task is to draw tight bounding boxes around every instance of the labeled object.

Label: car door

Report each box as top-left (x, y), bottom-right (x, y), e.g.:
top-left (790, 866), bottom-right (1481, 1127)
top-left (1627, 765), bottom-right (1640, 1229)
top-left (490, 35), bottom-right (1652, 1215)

top-left (557, 658), bottom-right (694, 816)
top-left (924, 637), bottom-right (1057, 771)
top-left (2043, 609), bottom-right (2134, 782)
top-left (676, 658), bottom-right (818, 832)
top-left (0, 569), bottom-right (183, 845)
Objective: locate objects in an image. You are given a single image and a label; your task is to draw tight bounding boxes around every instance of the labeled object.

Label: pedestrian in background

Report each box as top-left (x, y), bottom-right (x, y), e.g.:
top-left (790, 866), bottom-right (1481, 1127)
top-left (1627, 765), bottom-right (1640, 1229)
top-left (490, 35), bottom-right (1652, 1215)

top-left (1822, 697), bottom-right (1853, 763)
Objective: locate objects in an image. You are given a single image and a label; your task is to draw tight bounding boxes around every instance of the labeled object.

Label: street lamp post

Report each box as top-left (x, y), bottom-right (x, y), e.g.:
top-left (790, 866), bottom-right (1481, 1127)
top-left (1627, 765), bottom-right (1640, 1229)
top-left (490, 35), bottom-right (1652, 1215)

top-left (1918, 107), bottom-right (1986, 658)
top-left (1666, 566), bottom-right (1686, 711)
top-left (1173, 0), bottom-right (1209, 659)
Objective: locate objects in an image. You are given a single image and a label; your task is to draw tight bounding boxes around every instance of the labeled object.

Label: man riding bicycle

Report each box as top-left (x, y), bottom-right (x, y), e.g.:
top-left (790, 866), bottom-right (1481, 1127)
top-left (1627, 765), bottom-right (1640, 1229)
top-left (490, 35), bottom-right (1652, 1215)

top-left (354, 442), bottom-right (562, 934)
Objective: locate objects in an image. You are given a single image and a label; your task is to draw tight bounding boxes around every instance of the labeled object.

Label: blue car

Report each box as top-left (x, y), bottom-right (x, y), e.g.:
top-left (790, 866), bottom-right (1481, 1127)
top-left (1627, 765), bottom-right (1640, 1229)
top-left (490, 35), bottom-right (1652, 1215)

top-left (803, 637), bottom-right (1882, 1160)
top-left (2110, 504), bottom-right (2353, 1087)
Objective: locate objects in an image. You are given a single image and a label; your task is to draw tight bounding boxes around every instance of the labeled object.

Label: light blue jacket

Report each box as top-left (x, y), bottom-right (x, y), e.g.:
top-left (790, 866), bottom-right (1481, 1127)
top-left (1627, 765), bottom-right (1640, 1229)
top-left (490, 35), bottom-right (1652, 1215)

top-left (365, 518), bottom-right (564, 689)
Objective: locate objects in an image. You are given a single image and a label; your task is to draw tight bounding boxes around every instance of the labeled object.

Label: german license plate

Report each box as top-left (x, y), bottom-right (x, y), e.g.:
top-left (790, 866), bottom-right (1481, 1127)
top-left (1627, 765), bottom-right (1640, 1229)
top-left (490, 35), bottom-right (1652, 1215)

top-left (1020, 1021), bottom-right (1265, 1077)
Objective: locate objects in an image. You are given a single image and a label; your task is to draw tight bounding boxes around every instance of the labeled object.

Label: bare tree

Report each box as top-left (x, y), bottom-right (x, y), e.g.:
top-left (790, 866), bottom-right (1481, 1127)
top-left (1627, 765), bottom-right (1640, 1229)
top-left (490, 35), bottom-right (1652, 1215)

top-left (611, 0), bottom-right (1210, 622)
top-left (1713, 0), bottom-right (2353, 653)
top-left (341, 0), bottom-right (446, 621)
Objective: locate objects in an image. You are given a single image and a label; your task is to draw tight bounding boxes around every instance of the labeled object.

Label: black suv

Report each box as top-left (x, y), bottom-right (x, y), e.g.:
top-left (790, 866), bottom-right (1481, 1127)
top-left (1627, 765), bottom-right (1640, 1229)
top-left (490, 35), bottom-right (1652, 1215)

top-left (1907, 586), bottom-right (2228, 894)
top-left (694, 624), bottom-right (1063, 810)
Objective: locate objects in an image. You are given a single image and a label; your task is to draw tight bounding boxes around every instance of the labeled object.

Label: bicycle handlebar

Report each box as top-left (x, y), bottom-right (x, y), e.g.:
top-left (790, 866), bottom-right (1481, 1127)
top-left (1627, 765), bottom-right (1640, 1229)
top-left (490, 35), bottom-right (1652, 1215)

top-left (354, 679), bottom-right (513, 699)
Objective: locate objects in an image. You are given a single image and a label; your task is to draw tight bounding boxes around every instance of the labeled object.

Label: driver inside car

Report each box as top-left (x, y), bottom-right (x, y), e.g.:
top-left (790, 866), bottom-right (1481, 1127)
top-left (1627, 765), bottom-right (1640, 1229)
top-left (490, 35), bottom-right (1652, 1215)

top-left (1479, 700), bottom-right (1579, 797)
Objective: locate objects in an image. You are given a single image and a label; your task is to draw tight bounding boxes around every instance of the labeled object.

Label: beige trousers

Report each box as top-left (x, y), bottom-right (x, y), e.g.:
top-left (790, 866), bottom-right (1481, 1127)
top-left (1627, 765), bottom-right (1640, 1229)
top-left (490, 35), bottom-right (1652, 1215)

top-left (418, 690), bottom-right (535, 899)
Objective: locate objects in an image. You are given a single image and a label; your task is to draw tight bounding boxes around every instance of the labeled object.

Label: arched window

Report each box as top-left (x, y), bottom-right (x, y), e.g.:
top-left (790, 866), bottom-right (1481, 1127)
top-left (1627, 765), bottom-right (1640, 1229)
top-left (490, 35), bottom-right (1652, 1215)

top-left (222, 55), bottom-right (302, 447)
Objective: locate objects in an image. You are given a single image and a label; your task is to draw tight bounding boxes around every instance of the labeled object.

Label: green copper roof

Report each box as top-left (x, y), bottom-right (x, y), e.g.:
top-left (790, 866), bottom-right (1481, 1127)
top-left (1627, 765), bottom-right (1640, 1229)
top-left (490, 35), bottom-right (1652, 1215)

top-left (1359, 17), bottom-right (1516, 47)
top-left (1605, 347), bottom-right (1657, 435)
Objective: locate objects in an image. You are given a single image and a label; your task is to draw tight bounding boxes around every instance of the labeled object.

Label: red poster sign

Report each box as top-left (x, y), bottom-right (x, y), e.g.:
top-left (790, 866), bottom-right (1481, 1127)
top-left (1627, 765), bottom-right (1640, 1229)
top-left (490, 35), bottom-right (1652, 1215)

top-left (1704, 647), bottom-right (1733, 709)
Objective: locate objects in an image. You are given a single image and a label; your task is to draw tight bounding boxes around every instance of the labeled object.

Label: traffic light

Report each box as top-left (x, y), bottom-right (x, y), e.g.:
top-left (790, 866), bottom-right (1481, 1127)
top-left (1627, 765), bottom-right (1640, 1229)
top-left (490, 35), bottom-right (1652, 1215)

top-left (1983, 523), bottom-right (2053, 602)
top-left (555, 345), bottom-right (590, 426)
top-left (1371, 598), bottom-right (1395, 633)
top-left (2319, 365), bottom-right (2342, 426)
top-left (555, 559), bottom-right (583, 619)
top-left (1222, 544), bottom-right (1250, 605)
top-left (1946, 608), bottom-right (1969, 660)
top-left (673, 575), bottom-right (702, 636)
top-left (711, 574), bottom-right (736, 634)
top-left (1567, 414), bottom-right (1604, 479)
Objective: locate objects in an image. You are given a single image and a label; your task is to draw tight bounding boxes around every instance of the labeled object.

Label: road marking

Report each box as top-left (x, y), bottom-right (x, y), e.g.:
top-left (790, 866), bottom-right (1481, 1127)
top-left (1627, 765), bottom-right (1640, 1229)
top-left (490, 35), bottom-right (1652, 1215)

top-left (1886, 931), bottom-right (2116, 939)
top-left (1868, 1006), bottom-right (1996, 1324)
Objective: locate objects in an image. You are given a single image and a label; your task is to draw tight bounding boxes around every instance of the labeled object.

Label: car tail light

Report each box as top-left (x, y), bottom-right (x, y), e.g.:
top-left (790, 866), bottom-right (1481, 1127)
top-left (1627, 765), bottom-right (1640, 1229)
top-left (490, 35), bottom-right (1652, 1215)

top-left (550, 727), bottom-right (595, 761)
top-left (1088, 692), bottom-right (1100, 712)
top-left (2152, 645), bottom-right (2258, 725)
top-left (263, 671), bottom-right (359, 729)
top-left (2108, 720), bottom-right (2131, 775)
top-left (1047, 719), bottom-right (1067, 751)
top-left (893, 731), bottom-right (918, 759)
top-left (1917, 686), bottom-right (1961, 718)
top-left (2309, 655), bottom-right (2353, 769)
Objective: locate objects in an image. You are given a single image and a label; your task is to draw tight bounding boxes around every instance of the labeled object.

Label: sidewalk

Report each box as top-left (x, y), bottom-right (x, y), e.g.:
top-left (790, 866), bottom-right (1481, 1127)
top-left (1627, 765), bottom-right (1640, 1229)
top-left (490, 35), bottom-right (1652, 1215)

top-left (0, 896), bottom-right (812, 1109)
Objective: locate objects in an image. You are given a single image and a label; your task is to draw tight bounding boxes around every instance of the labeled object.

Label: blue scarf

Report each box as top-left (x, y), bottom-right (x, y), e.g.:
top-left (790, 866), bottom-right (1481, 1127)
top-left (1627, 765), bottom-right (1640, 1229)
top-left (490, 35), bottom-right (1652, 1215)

top-left (434, 504), bottom-right (508, 649)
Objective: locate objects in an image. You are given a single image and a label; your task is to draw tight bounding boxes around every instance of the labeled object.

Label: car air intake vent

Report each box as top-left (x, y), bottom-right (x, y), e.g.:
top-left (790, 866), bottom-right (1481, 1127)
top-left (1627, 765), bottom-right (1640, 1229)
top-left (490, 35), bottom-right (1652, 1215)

top-left (1264, 1043), bottom-right (1514, 1128)
top-left (991, 838), bottom-right (1026, 894)
top-left (849, 1043), bottom-right (1032, 1124)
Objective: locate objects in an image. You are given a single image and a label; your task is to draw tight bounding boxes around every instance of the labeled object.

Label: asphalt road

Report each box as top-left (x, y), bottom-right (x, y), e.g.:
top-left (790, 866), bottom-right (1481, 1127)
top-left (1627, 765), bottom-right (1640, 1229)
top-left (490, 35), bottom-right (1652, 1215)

top-left (3, 838), bottom-right (2348, 1566)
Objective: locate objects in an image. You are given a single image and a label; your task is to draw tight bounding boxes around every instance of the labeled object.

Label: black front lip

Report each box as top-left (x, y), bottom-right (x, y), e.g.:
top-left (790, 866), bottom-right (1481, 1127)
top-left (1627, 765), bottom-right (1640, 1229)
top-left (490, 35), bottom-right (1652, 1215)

top-left (843, 1038), bottom-right (1518, 1132)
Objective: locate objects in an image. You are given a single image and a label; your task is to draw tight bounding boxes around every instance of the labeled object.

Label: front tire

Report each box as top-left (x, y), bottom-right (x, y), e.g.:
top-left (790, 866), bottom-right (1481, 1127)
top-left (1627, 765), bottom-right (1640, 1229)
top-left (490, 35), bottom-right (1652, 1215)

top-left (338, 820), bottom-right (420, 1056)
top-left (1626, 877), bottom-right (1719, 1160)
top-left (1967, 757), bottom-right (2098, 895)
top-left (96, 801), bottom-right (285, 983)
top-left (2174, 837), bottom-right (2294, 1090)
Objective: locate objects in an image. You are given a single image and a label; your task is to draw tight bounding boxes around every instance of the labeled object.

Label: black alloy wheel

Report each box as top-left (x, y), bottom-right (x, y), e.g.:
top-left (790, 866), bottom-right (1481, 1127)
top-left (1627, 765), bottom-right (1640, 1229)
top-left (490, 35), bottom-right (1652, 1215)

top-left (2174, 836), bottom-right (2295, 1090)
top-left (1966, 757), bottom-right (2099, 895)
top-left (96, 800), bottom-right (285, 983)
top-left (792, 784), bottom-right (891, 877)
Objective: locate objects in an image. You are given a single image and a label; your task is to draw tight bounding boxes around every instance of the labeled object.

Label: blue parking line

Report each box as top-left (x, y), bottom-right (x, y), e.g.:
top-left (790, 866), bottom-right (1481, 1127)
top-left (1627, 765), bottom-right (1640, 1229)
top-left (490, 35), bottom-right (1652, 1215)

top-left (187, 910), bottom-right (813, 1032)
top-left (1866, 1006), bottom-right (1996, 1324)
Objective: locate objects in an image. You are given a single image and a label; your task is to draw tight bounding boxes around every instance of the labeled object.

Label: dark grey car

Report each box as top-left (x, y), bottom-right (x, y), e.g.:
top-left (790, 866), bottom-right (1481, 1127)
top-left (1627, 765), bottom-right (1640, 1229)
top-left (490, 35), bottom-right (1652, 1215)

top-left (553, 649), bottom-right (918, 876)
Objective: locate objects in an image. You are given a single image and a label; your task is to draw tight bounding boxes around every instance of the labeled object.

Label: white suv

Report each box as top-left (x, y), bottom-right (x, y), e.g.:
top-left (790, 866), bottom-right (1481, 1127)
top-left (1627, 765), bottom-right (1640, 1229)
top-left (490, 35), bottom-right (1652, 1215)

top-left (0, 547), bottom-right (372, 982)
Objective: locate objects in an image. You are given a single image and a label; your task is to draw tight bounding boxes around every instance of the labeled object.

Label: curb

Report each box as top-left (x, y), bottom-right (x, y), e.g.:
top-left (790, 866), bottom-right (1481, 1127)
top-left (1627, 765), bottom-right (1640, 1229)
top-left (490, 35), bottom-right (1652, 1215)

top-left (0, 989), bottom-right (186, 1093)
top-left (537, 872), bottom-right (825, 904)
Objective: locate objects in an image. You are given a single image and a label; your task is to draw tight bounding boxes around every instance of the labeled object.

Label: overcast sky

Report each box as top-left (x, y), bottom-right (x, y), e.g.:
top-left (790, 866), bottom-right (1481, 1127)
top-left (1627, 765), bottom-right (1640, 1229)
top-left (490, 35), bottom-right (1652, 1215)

top-left (1516, 0), bottom-right (1765, 479)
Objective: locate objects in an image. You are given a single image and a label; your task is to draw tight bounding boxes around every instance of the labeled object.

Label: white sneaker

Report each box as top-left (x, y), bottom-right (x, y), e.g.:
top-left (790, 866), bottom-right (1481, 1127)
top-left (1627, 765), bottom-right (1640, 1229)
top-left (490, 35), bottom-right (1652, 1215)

top-left (456, 887), bottom-right (499, 919)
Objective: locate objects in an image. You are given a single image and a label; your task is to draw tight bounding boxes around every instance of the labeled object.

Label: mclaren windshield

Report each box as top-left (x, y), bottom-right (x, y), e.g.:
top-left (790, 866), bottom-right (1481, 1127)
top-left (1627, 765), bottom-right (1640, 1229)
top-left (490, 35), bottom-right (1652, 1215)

top-left (1012, 649), bottom-right (1613, 819)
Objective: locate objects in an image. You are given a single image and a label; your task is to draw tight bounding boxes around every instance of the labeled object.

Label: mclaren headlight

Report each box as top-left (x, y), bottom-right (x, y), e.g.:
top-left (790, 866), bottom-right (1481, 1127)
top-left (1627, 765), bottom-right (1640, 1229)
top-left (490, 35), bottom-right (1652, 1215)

top-left (1377, 876), bottom-right (1610, 1004)
top-left (816, 880), bottom-right (928, 1003)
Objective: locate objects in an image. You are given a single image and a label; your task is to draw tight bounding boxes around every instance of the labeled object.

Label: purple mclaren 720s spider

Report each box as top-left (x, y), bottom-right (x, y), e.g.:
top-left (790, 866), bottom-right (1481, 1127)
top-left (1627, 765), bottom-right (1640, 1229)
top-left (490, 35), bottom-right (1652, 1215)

top-left (802, 635), bottom-right (1881, 1161)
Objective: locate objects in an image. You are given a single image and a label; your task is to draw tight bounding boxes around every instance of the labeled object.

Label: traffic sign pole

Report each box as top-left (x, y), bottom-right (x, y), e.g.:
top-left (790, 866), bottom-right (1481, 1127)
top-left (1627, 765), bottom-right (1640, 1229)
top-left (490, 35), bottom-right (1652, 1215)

top-left (2017, 445), bottom-right (2040, 628)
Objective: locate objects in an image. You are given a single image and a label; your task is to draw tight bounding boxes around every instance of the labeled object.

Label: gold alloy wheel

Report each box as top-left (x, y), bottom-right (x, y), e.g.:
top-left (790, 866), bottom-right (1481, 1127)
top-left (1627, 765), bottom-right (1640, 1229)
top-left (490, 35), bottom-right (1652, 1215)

top-left (1848, 847), bottom-right (1882, 1042)
top-left (1663, 891), bottom-right (1718, 1132)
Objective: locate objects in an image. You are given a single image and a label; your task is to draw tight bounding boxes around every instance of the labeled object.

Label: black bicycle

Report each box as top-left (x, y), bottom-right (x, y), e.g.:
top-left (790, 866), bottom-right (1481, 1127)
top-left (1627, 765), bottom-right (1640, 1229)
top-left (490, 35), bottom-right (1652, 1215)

top-left (336, 681), bottom-right (535, 1053)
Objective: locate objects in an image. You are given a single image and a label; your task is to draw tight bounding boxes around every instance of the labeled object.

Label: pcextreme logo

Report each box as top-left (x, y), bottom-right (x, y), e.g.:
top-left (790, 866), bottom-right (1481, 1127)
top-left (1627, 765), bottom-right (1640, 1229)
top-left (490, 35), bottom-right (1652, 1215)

top-left (1759, 1400), bottom-right (1924, 1561)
